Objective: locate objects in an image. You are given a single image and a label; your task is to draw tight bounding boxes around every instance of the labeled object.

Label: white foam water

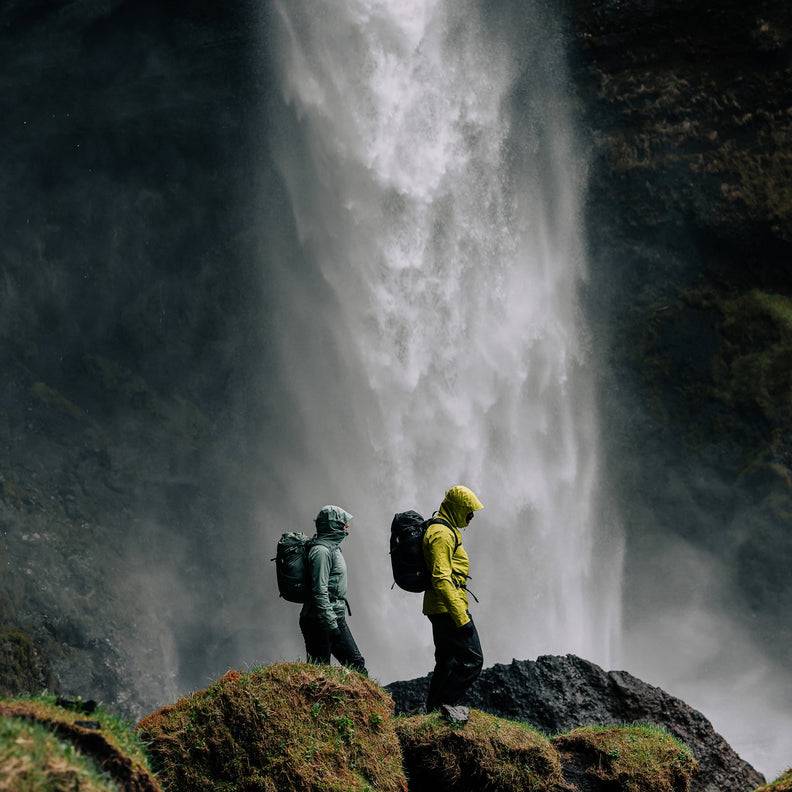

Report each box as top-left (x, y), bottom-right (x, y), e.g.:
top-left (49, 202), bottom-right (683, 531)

top-left (265, 0), bottom-right (623, 682)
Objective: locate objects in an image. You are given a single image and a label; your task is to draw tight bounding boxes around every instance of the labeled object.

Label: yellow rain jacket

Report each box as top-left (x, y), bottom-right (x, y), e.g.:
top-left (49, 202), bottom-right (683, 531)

top-left (422, 485), bottom-right (483, 627)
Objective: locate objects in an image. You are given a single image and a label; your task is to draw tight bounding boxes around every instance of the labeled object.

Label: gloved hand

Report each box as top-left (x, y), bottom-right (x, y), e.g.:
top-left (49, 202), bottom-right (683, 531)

top-left (457, 620), bottom-right (475, 635)
top-left (327, 625), bottom-right (342, 643)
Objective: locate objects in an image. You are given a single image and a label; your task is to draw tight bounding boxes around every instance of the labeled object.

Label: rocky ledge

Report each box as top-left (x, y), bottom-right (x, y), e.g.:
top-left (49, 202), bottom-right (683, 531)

top-left (386, 654), bottom-right (766, 792)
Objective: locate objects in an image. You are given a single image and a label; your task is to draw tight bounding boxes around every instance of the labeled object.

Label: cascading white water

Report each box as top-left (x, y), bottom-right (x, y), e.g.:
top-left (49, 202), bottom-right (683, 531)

top-left (265, 0), bottom-right (623, 682)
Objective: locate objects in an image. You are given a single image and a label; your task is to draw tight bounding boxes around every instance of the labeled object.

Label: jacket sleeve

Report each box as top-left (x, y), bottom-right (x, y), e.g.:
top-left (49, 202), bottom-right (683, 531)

top-left (424, 527), bottom-right (470, 627)
top-left (308, 544), bottom-right (338, 631)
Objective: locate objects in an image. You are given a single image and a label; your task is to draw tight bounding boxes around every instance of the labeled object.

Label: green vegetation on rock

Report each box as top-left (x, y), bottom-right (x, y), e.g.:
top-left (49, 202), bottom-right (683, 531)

top-left (553, 724), bottom-right (698, 792)
top-left (0, 716), bottom-right (116, 792)
top-left (0, 627), bottom-right (59, 698)
top-left (0, 693), bottom-right (159, 792)
top-left (713, 289), bottom-right (792, 429)
top-left (135, 663), bottom-right (712, 792)
top-left (0, 663), bottom-right (730, 792)
top-left (136, 662), bottom-right (407, 792)
top-left (756, 768), bottom-right (792, 791)
top-left (395, 709), bottom-right (562, 792)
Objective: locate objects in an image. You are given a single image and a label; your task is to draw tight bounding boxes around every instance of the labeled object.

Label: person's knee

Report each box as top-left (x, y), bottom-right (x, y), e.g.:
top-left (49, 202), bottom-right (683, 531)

top-left (462, 655), bottom-right (483, 678)
top-left (459, 638), bottom-right (483, 677)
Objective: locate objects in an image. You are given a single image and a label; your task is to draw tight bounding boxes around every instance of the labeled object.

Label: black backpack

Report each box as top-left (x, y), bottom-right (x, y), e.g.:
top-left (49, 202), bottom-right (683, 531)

top-left (273, 532), bottom-right (312, 603)
top-left (389, 511), bottom-right (457, 592)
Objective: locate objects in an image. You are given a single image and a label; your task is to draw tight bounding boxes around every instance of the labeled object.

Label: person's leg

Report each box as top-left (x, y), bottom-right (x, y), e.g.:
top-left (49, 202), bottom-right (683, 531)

top-left (437, 615), bottom-right (483, 705)
top-left (426, 613), bottom-right (457, 712)
top-left (299, 615), bottom-right (331, 664)
top-left (329, 616), bottom-right (367, 674)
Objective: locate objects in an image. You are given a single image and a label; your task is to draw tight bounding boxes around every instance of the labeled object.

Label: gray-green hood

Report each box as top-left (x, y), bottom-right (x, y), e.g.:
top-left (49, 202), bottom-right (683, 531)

top-left (314, 505), bottom-right (352, 544)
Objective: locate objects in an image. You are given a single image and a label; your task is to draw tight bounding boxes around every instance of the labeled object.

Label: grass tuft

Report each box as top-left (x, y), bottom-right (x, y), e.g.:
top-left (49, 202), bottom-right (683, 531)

top-left (0, 692), bottom-right (159, 791)
top-left (0, 716), bottom-right (116, 791)
top-left (553, 723), bottom-right (698, 792)
top-left (395, 709), bottom-right (562, 792)
top-left (755, 768), bottom-right (792, 792)
top-left (136, 662), bottom-right (407, 792)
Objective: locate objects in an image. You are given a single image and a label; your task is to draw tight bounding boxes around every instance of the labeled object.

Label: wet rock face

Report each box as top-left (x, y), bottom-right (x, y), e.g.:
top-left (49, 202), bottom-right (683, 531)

top-left (0, 0), bottom-right (267, 717)
top-left (569, 0), bottom-right (792, 275)
top-left (565, 0), bottom-right (792, 677)
top-left (386, 654), bottom-right (766, 792)
top-left (0, 626), bottom-right (60, 698)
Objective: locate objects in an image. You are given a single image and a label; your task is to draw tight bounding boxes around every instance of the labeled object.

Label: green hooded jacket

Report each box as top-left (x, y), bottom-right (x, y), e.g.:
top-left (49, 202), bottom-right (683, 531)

top-left (422, 485), bottom-right (483, 627)
top-left (300, 505), bottom-right (353, 631)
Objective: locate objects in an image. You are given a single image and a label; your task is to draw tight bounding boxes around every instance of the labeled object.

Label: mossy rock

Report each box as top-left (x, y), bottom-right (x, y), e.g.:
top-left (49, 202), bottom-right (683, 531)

top-left (553, 724), bottom-right (698, 792)
top-left (0, 695), bottom-right (159, 791)
top-left (0, 627), bottom-right (59, 698)
top-left (394, 709), bottom-right (562, 792)
top-left (136, 663), bottom-right (407, 792)
top-left (714, 289), bottom-right (792, 423)
top-left (0, 716), bottom-right (117, 792)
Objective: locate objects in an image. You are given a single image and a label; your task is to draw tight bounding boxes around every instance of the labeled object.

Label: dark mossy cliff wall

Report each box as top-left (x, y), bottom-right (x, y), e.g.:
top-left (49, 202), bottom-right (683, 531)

top-left (567, 0), bottom-right (792, 669)
top-left (0, 0), bottom-right (274, 713)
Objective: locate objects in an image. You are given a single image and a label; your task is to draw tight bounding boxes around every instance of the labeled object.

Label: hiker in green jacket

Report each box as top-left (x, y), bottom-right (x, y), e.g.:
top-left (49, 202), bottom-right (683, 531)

top-left (300, 505), bottom-right (367, 674)
top-left (422, 485), bottom-right (484, 719)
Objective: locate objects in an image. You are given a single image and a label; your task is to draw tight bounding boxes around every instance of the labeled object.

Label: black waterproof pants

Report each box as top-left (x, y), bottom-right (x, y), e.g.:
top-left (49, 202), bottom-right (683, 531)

top-left (299, 615), bottom-right (367, 675)
top-left (426, 612), bottom-right (483, 711)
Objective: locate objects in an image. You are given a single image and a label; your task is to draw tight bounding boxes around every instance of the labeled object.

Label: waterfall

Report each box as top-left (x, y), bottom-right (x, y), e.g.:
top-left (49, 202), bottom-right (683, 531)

top-left (263, 0), bottom-right (623, 682)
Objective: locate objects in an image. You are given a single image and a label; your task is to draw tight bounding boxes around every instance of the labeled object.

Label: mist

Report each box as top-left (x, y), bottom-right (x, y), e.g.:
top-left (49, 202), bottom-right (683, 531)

top-left (617, 528), bottom-right (792, 779)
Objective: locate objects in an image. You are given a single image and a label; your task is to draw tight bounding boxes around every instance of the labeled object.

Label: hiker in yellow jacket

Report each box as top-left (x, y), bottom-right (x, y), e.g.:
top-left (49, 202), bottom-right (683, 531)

top-left (422, 485), bottom-right (484, 719)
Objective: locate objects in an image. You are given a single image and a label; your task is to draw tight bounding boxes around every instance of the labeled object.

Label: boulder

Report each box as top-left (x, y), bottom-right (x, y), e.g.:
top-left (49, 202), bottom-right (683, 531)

top-left (386, 654), bottom-right (765, 792)
top-left (137, 663), bottom-right (408, 792)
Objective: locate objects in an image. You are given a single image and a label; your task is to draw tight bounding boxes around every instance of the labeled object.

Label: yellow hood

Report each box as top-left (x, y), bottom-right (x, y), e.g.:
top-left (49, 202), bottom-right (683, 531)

top-left (438, 485), bottom-right (483, 528)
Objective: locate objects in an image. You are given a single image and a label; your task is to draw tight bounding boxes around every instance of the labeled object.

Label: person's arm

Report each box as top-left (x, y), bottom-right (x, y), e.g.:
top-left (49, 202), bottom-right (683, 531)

top-left (308, 544), bottom-right (338, 631)
top-left (424, 527), bottom-right (469, 627)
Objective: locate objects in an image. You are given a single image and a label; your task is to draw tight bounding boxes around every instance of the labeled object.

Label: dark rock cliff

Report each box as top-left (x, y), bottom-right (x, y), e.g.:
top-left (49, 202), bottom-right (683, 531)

top-left (386, 654), bottom-right (766, 792)
top-left (0, 0), bottom-right (270, 715)
top-left (566, 0), bottom-right (792, 675)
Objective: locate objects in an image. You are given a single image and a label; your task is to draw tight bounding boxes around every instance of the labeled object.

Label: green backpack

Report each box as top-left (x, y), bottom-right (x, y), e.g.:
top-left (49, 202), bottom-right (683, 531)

top-left (273, 532), bottom-right (331, 603)
top-left (273, 532), bottom-right (313, 603)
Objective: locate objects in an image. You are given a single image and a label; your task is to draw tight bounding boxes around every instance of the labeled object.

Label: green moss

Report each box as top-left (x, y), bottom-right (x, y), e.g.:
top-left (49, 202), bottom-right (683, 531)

top-left (553, 724), bottom-right (698, 792)
top-left (625, 285), bottom-right (792, 465)
top-left (2, 693), bottom-right (150, 770)
top-left (713, 289), bottom-right (792, 425)
top-left (0, 716), bottom-right (116, 792)
top-left (395, 709), bottom-right (562, 792)
top-left (0, 693), bottom-right (157, 791)
top-left (755, 768), bottom-right (792, 791)
top-left (136, 663), bottom-right (407, 792)
top-left (741, 291), bottom-right (792, 342)
top-left (0, 629), bottom-right (57, 698)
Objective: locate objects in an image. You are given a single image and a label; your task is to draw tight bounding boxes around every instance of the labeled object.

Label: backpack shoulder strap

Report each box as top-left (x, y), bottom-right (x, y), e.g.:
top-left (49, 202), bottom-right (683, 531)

top-left (428, 516), bottom-right (476, 598)
top-left (425, 516), bottom-right (459, 552)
